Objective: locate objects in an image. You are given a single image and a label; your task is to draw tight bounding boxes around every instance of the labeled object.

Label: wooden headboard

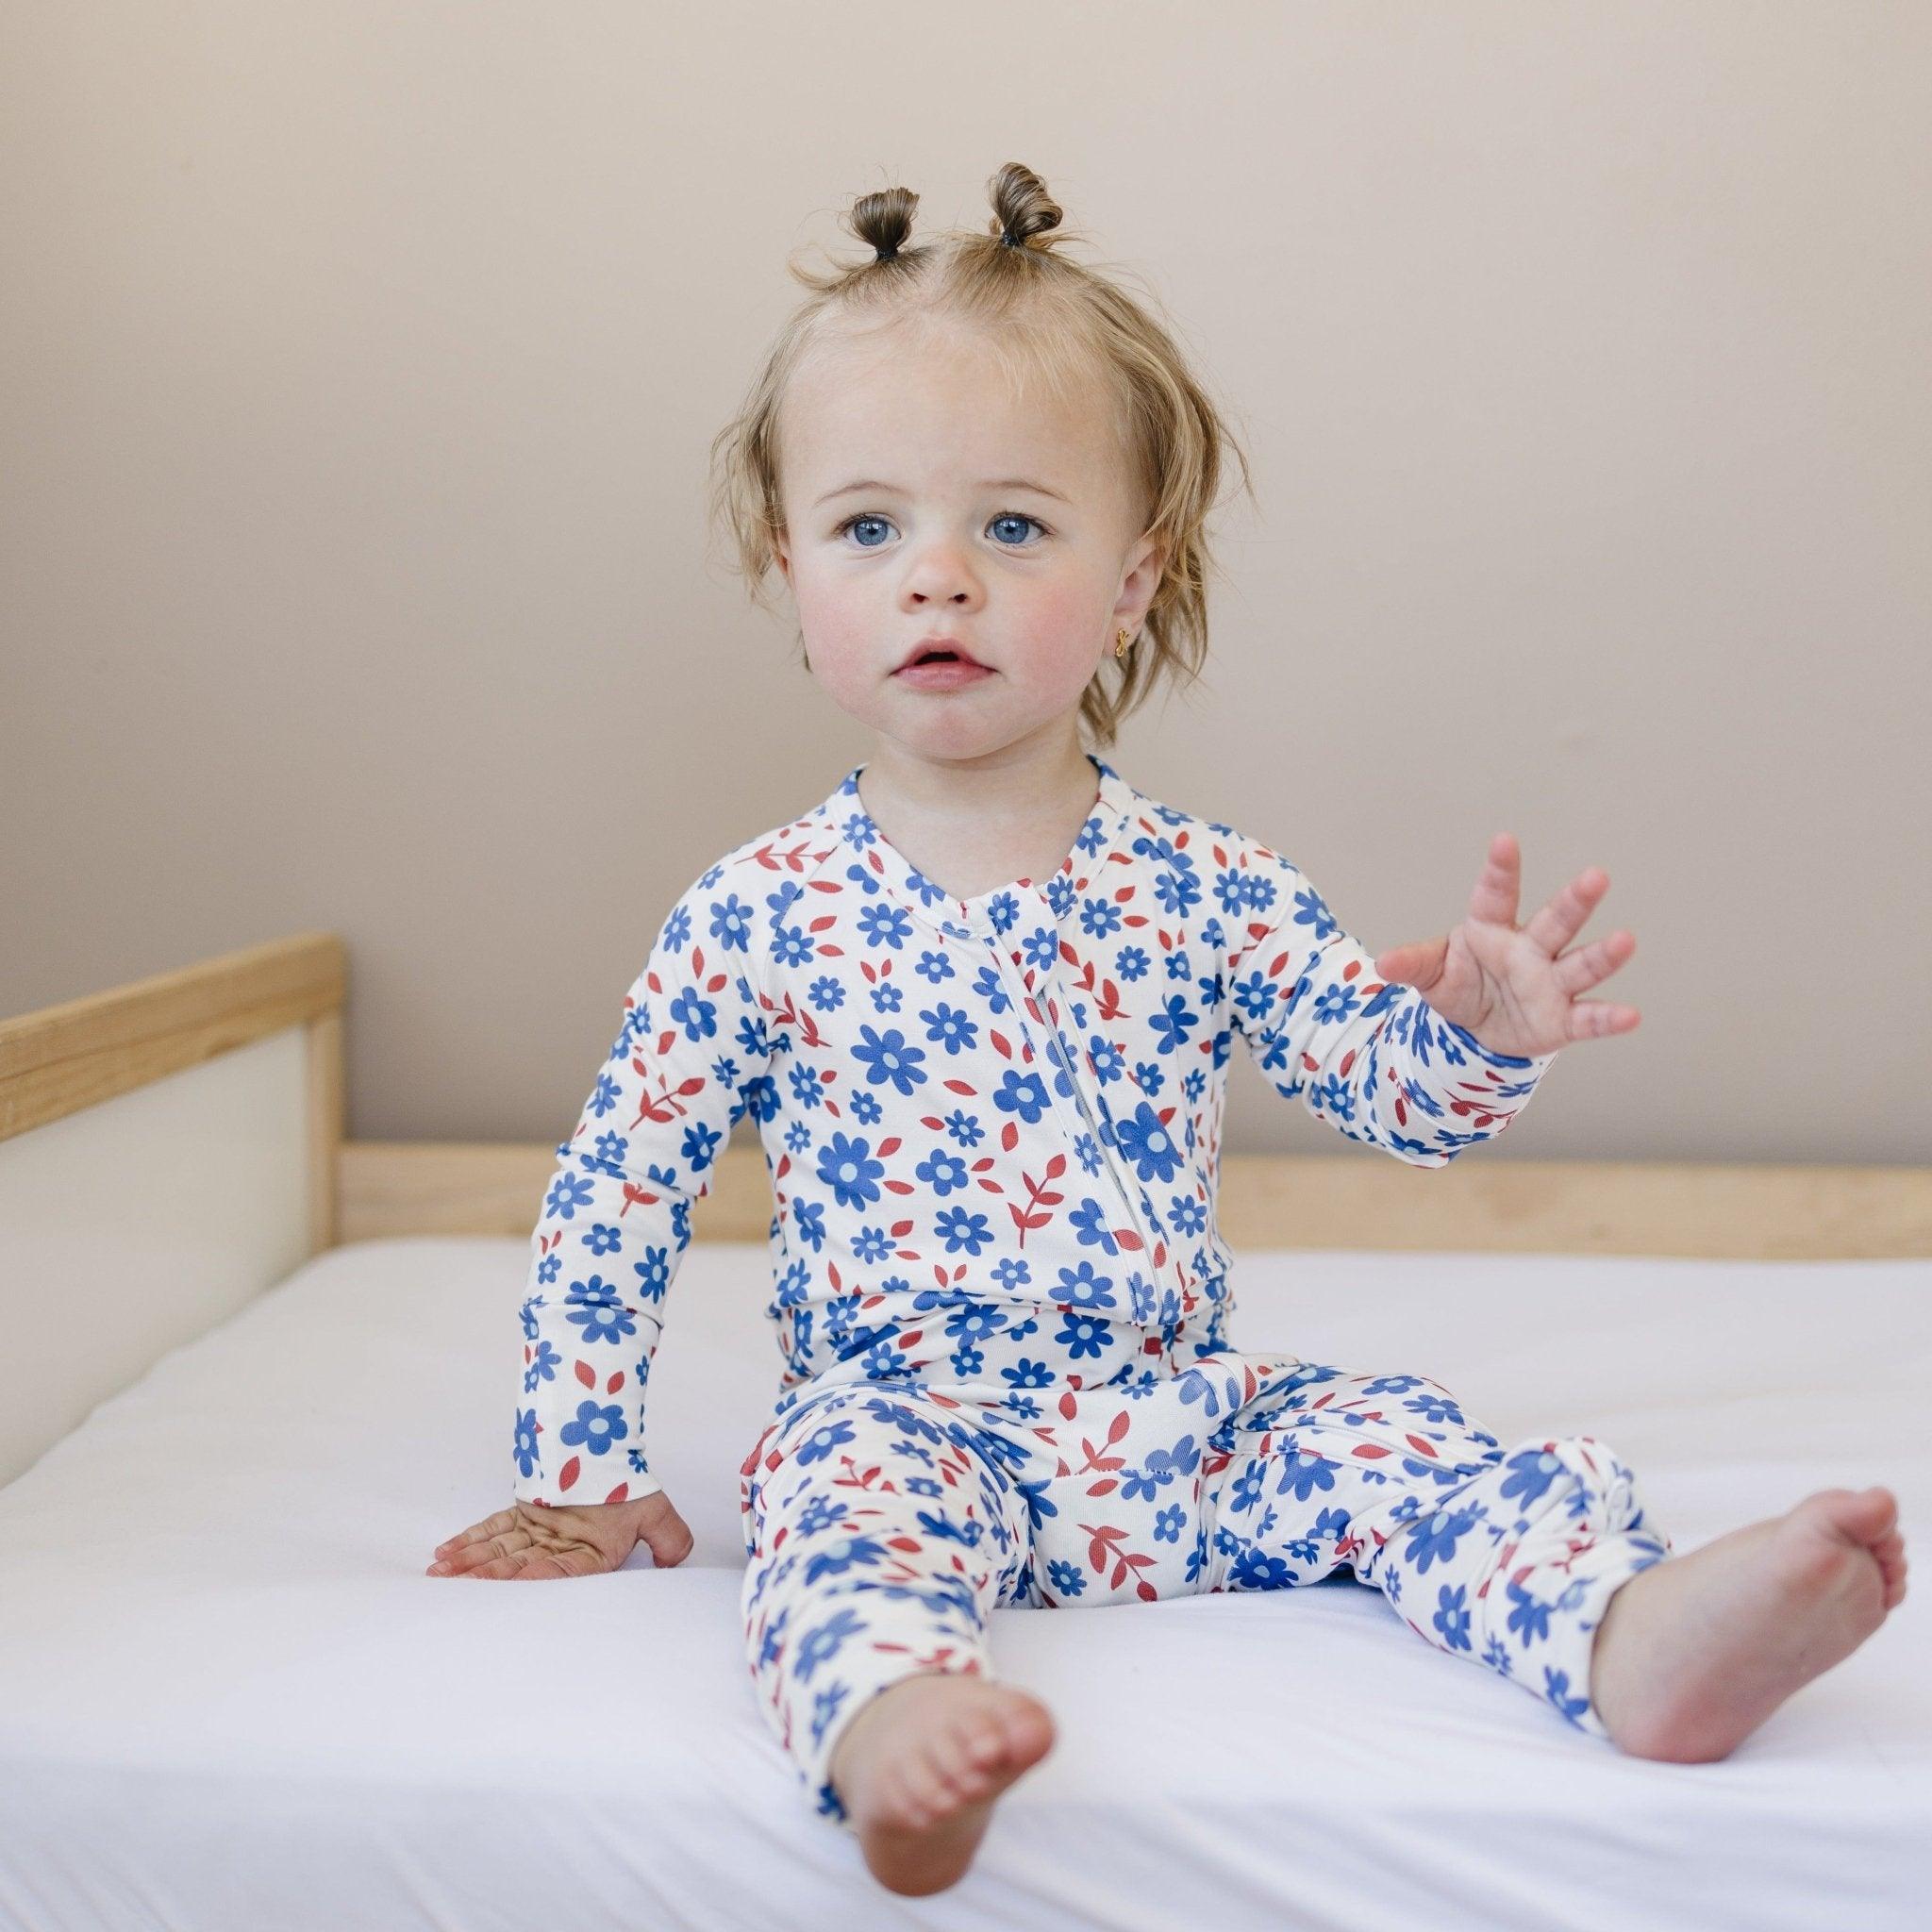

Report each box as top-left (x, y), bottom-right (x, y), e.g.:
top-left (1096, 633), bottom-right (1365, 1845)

top-left (4, 931), bottom-right (1927, 1489)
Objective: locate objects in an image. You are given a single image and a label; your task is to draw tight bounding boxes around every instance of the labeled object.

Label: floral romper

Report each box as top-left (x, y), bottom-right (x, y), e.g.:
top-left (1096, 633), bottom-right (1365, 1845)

top-left (511, 754), bottom-right (1671, 1828)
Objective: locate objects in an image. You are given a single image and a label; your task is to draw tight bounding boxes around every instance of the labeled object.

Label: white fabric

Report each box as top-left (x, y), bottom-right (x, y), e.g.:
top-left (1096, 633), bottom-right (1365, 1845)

top-left (1, 1234), bottom-right (1927, 1930)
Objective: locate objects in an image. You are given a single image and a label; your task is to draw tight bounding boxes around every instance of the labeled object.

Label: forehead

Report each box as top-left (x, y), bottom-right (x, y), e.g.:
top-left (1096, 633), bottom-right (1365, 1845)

top-left (779, 319), bottom-right (1125, 496)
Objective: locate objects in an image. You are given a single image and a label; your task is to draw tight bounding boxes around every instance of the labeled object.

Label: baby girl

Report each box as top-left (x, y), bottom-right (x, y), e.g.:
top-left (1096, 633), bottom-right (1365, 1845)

top-left (427, 162), bottom-right (1907, 1899)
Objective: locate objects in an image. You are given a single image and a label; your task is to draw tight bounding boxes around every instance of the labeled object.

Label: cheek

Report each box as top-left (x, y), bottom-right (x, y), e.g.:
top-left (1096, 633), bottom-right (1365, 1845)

top-left (789, 570), bottom-right (874, 684)
top-left (1008, 583), bottom-right (1107, 686)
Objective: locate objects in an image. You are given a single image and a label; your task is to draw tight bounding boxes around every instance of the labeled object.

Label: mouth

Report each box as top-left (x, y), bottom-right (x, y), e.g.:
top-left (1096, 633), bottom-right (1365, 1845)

top-left (894, 638), bottom-right (988, 673)
top-left (892, 638), bottom-right (996, 692)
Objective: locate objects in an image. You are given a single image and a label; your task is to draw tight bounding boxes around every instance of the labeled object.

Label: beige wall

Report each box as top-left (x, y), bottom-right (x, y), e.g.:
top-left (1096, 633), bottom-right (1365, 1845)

top-left (4, 4), bottom-right (1927, 1166)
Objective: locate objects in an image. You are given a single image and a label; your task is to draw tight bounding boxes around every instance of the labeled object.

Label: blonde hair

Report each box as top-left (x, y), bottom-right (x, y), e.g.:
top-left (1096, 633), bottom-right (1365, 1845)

top-left (707, 161), bottom-right (1256, 748)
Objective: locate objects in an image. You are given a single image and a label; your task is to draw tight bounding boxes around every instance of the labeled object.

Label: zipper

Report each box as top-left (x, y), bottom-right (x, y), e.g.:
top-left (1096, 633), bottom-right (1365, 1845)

top-left (986, 935), bottom-right (1171, 1312)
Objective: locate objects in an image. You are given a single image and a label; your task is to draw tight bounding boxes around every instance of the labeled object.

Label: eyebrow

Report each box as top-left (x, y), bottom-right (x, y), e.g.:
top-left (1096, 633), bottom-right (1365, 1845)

top-left (812, 477), bottom-right (1073, 508)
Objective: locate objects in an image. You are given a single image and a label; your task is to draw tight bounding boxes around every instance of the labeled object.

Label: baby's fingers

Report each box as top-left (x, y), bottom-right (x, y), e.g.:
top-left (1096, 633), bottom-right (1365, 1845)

top-left (428, 1508), bottom-right (519, 1568)
top-left (429, 1529), bottom-right (526, 1576)
top-left (432, 1534), bottom-right (606, 1580)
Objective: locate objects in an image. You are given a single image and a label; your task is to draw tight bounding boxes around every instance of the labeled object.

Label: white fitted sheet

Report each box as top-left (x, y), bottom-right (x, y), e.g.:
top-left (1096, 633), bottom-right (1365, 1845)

top-left (1, 1235), bottom-right (1927, 1931)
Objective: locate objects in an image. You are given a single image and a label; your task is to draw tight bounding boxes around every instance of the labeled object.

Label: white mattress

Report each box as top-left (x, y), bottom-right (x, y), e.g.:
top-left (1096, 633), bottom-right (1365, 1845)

top-left (1, 1235), bottom-right (1927, 1931)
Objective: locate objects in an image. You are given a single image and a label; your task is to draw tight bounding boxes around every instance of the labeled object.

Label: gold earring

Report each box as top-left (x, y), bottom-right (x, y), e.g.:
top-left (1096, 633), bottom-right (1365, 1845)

top-left (1114, 627), bottom-right (1132, 658)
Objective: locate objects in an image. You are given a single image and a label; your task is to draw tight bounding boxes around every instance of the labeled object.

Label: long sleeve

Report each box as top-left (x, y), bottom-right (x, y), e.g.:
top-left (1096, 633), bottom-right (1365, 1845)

top-left (1226, 844), bottom-right (1557, 1168)
top-left (511, 867), bottom-right (775, 1507)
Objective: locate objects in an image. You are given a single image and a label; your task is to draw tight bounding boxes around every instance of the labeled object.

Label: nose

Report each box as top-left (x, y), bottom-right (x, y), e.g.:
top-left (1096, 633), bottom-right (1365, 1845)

top-left (898, 539), bottom-right (984, 614)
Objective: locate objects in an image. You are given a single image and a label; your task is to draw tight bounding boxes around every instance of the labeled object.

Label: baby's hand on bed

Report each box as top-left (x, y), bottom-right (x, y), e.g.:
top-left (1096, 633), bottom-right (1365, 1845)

top-left (425, 1492), bottom-right (694, 1580)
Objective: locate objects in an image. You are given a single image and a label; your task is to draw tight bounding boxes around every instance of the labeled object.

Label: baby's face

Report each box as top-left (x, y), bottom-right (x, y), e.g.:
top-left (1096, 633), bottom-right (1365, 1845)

top-left (773, 321), bottom-right (1163, 763)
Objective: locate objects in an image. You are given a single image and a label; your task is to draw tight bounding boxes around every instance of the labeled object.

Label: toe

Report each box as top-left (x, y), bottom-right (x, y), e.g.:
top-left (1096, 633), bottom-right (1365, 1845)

top-left (1807, 1487), bottom-right (1895, 1549)
top-left (922, 1740), bottom-right (970, 1806)
top-left (1001, 1699), bottom-right (1056, 1765)
top-left (961, 1713), bottom-right (1008, 1766)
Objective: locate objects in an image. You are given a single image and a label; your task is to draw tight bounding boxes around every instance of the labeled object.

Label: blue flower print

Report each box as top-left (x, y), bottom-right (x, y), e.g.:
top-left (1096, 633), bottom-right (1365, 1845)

top-left (853, 1024), bottom-right (928, 1095)
top-left (920, 1003), bottom-right (978, 1055)
top-left (1047, 1559), bottom-right (1087, 1598)
top-left (1052, 1260), bottom-right (1119, 1311)
top-left (564, 1276), bottom-right (638, 1345)
top-left (666, 985), bottom-right (718, 1043)
top-left (543, 1170), bottom-right (595, 1221)
top-left (1506, 1577), bottom-right (1554, 1646)
top-left (992, 1069), bottom-right (1052, 1124)
top-left (1273, 1445), bottom-right (1339, 1505)
top-left (934, 1207), bottom-right (992, 1256)
top-left (558, 1399), bottom-right (626, 1458)
top-left (816, 1134), bottom-right (884, 1210)
top-left (1500, 1448), bottom-right (1566, 1509)
top-left (855, 902), bottom-right (913, 951)
top-left (809, 1682), bottom-right (851, 1749)
top-left (802, 1534), bottom-right (891, 1585)
top-left (1229, 1546), bottom-right (1293, 1590)
top-left (1432, 1584), bottom-right (1474, 1652)
top-left (1056, 1314), bottom-right (1108, 1360)
top-left (794, 1420), bottom-right (856, 1468)
top-left (794, 1607), bottom-right (867, 1685)
top-left (1542, 1668), bottom-right (1591, 1725)
top-left (1112, 1102), bottom-right (1185, 1184)
top-left (1406, 1506), bottom-right (1485, 1574)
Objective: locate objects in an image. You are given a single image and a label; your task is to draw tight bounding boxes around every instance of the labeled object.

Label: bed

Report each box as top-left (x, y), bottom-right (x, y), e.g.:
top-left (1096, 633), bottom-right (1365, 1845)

top-left (2, 932), bottom-right (1927, 1931)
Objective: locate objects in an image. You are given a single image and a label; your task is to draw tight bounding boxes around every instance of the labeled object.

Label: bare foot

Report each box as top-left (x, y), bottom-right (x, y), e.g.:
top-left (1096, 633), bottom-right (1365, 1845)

top-left (1590, 1486), bottom-right (1907, 1761)
top-left (827, 1672), bottom-right (1057, 1896)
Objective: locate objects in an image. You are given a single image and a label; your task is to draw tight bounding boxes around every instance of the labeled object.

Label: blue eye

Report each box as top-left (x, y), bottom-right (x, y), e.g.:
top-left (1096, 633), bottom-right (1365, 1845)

top-left (832, 512), bottom-right (1049, 550)
top-left (988, 513), bottom-right (1045, 546)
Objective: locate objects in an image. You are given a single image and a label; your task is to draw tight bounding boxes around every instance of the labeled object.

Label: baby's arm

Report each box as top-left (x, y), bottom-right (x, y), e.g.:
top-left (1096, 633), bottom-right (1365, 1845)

top-left (1229, 845), bottom-right (1557, 1166)
top-left (511, 866), bottom-right (774, 1508)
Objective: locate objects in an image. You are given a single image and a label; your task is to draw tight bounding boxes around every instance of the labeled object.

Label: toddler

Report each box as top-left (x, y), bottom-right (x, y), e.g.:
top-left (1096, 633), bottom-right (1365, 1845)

top-left (428, 162), bottom-right (1907, 1899)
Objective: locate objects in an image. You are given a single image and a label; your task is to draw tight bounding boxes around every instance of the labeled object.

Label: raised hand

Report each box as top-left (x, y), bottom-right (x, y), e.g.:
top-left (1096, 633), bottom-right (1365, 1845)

top-left (1371, 833), bottom-right (1641, 1059)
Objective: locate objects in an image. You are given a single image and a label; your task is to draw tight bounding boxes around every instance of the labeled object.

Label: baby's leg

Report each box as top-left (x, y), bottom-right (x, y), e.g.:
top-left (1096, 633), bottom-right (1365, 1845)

top-left (738, 1387), bottom-right (1054, 1895)
top-left (1199, 1361), bottom-right (1672, 1740)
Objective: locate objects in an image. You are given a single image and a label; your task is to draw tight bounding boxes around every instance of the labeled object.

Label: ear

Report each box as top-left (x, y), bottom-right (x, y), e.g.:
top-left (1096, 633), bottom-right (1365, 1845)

top-left (1117, 530), bottom-right (1167, 628)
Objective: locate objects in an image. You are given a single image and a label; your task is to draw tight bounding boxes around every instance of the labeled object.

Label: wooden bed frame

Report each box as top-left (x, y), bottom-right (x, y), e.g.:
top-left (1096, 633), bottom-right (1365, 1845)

top-left (4, 930), bottom-right (1927, 1490)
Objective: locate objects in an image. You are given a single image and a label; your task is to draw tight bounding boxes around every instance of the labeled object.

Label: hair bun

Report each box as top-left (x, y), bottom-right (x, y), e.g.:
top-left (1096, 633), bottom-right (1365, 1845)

top-left (988, 161), bottom-right (1063, 251)
top-left (847, 185), bottom-right (918, 263)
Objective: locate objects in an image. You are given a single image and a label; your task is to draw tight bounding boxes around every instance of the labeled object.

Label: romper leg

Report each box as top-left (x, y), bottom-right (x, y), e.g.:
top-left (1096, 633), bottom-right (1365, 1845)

top-left (737, 1384), bottom-right (1036, 1830)
top-left (1197, 1359), bottom-right (1674, 1740)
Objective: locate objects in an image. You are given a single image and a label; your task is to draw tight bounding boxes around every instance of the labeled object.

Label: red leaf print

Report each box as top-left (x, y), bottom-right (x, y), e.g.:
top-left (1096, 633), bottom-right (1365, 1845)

top-left (574, 1359), bottom-right (596, 1389)
top-left (605, 1371), bottom-right (625, 1394)
top-left (1405, 1435), bottom-right (1439, 1457)
top-left (558, 1456), bottom-right (581, 1491)
top-left (603, 1481), bottom-right (629, 1504)
top-left (1058, 1391), bottom-right (1079, 1420)
top-left (1352, 1443), bottom-right (1391, 1458)
top-left (1002, 1120), bottom-right (1019, 1152)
